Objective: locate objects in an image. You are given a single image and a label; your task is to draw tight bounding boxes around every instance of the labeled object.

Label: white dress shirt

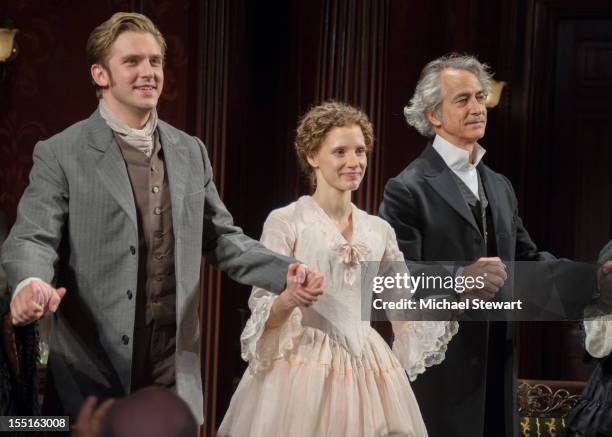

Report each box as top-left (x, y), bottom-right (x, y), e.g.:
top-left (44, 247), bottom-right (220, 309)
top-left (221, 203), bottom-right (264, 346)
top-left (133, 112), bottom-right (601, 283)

top-left (432, 135), bottom-right (486, 199)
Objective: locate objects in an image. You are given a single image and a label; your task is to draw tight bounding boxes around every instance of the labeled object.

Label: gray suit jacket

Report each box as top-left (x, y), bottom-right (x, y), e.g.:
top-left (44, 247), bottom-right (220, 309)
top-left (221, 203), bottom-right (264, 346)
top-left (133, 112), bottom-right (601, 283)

top-left (1, 110), bottom-right (292, 424)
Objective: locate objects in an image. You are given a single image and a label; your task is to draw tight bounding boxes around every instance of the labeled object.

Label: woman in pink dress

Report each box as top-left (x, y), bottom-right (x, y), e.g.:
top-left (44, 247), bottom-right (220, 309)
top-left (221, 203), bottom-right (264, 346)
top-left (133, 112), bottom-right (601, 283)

top-left (219, 101), bottom-right (457, 437)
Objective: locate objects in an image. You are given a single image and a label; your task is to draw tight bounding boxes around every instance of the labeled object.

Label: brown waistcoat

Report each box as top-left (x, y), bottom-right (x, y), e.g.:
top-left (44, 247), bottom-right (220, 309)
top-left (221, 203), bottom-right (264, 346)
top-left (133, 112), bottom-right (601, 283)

top-left (115, 133), bottom-right (176, 389)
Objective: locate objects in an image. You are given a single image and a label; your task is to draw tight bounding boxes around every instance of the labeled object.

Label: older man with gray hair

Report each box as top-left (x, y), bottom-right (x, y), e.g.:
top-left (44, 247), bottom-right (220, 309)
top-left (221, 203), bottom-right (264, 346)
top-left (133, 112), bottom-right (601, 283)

top-left (379, 53), bottom-right (607, 437)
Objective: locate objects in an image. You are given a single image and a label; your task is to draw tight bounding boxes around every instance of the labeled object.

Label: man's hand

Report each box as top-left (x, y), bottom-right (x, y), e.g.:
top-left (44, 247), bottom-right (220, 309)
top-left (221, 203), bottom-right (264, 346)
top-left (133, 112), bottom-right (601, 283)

top-left (71, 396), bottom-right (115, 437)
top-left (460, 257), bottom-right (507, 302)
top-left (10, 279), bottom-right (66, 326)
top-left (597, 260), bottom-right (612, 311)
top-left (277, 263), bottom-right (324, 311)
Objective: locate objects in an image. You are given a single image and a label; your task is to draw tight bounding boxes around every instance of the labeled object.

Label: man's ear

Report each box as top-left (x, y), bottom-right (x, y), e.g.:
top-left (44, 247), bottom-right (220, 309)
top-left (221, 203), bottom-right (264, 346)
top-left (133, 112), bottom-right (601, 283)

top-left (91, 64), bottom-right (110, 88)
top-left (426, 110), bottom-right (442, 128)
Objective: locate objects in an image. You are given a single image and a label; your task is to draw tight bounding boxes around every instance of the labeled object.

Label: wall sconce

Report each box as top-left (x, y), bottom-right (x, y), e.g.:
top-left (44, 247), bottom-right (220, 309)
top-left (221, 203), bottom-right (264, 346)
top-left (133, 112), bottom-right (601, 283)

top-left (0, 23), bottom-right (19, 84)
top-left (486, 80), bottom-right (507, 108)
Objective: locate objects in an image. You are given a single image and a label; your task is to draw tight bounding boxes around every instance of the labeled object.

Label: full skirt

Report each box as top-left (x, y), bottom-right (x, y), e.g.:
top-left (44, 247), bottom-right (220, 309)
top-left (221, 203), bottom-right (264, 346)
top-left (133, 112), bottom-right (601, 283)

top-left (218, 326), bottom-right (427, 437)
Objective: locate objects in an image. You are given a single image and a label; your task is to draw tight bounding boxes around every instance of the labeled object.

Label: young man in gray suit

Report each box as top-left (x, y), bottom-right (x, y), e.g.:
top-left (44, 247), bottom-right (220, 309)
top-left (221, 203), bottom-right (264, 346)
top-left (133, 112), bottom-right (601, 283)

top-left (1, 13), bottom-right (323, 425)
top-left (379, 54), bottom-right (612, 437)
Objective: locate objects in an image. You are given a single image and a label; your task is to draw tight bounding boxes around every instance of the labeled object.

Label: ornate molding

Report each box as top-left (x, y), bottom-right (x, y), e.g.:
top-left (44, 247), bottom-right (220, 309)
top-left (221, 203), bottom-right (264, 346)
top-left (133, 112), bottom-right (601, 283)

top-left (517, 382), bottom-right (581, 417)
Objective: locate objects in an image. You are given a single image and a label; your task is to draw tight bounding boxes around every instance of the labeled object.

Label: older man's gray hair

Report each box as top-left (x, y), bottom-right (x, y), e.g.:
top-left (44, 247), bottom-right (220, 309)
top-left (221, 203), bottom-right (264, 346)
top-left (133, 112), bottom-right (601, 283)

top-left (404, 53), bottom-right (493, 137)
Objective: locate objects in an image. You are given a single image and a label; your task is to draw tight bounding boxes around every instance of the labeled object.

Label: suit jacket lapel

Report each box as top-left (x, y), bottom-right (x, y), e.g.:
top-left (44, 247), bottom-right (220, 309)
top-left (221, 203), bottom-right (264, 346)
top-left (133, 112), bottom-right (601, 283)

top-left (158, 121), bottom-right (187, 229)
top-left (87, 110), bottom-right (138, 230)
top-left (421, 145), bottom-right (481, 234)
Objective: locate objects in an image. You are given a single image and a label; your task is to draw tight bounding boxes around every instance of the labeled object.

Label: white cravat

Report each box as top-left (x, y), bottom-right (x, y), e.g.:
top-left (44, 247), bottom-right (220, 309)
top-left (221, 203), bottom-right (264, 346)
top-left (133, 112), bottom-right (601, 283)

top-left (99, 100), bottom-right (158, 157)
top-left (432, 135), bottom-right (486, 199)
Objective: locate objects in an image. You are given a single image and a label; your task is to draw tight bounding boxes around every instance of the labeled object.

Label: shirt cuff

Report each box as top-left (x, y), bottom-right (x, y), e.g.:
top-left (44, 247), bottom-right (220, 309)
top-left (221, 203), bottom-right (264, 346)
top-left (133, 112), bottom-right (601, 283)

top-left (12, 277), bottom-right (40, 301)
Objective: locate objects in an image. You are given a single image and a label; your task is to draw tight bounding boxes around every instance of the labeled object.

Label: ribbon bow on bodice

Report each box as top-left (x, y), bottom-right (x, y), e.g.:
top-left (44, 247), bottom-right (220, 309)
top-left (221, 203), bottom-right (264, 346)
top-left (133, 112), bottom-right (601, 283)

top-left (335, 242), bottom-right (370, 266)
top-left (334, 242), bottom-right (370, 285)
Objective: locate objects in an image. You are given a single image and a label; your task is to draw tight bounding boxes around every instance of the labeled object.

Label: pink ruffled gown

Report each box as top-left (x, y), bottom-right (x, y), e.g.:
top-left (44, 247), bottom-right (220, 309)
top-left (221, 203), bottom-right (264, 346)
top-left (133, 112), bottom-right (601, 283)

top-left (218, 196), bottom-right (458, 437)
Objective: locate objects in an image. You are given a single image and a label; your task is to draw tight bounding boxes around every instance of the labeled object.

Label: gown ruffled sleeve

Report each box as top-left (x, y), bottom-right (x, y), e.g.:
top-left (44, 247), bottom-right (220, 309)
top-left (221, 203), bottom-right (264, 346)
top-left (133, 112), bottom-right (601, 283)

top-left (380, 223), bottom-right (459, 381)
top-left (584, 305), bottom-right (612, 358)
top-left (240, 210), bottom-right (303, 375)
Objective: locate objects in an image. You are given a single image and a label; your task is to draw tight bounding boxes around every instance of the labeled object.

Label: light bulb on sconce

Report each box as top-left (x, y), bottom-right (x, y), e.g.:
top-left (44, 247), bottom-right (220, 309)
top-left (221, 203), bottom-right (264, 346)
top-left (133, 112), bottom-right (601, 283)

top-left (0, 22), bottom-right (18, 85)
top-left (0, 28), bottom-right (18, 61)
top-left (485, 80), bottom-right (507, 108)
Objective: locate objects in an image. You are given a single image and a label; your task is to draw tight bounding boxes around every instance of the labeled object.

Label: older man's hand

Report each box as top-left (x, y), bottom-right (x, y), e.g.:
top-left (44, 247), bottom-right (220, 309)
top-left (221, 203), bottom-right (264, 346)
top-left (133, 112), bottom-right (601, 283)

top-left (10, 279), bottom-right (66, 326)
top-left (460, 257), bottom-right (507, 302)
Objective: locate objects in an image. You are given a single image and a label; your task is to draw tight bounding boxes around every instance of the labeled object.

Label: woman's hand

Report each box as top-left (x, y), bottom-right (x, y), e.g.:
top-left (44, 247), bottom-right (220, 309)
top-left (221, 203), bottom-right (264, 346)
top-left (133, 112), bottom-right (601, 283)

top-left (267, 263), bottom-right (324, 328)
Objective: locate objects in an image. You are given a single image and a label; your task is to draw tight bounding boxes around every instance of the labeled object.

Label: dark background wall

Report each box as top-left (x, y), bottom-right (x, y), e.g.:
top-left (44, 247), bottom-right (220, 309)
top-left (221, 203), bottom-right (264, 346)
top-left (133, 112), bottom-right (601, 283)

top-left (1, 0), bottom-right (611, 434)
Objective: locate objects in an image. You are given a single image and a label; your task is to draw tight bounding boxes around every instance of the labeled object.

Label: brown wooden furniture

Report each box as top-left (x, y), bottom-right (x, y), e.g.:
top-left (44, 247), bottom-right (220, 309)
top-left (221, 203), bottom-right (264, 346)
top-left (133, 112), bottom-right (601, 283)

top-left (517, 379), bottom-right (586, 437)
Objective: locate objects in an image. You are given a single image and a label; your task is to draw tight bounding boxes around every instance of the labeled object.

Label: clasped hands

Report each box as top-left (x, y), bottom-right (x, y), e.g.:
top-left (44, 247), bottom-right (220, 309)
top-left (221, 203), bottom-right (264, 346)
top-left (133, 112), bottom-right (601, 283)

top-left (259, 263), bottom-right (324, 329)
top-left (276, 262), bottom-right (324, 311)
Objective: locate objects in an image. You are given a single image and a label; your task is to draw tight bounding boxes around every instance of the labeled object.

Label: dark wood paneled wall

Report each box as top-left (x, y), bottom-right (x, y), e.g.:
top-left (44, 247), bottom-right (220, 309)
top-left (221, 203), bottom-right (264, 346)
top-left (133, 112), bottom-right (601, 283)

top-left (517, 0), bottom-right (612, 382)
top-left (0, 1), bottom-right (125, 224)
